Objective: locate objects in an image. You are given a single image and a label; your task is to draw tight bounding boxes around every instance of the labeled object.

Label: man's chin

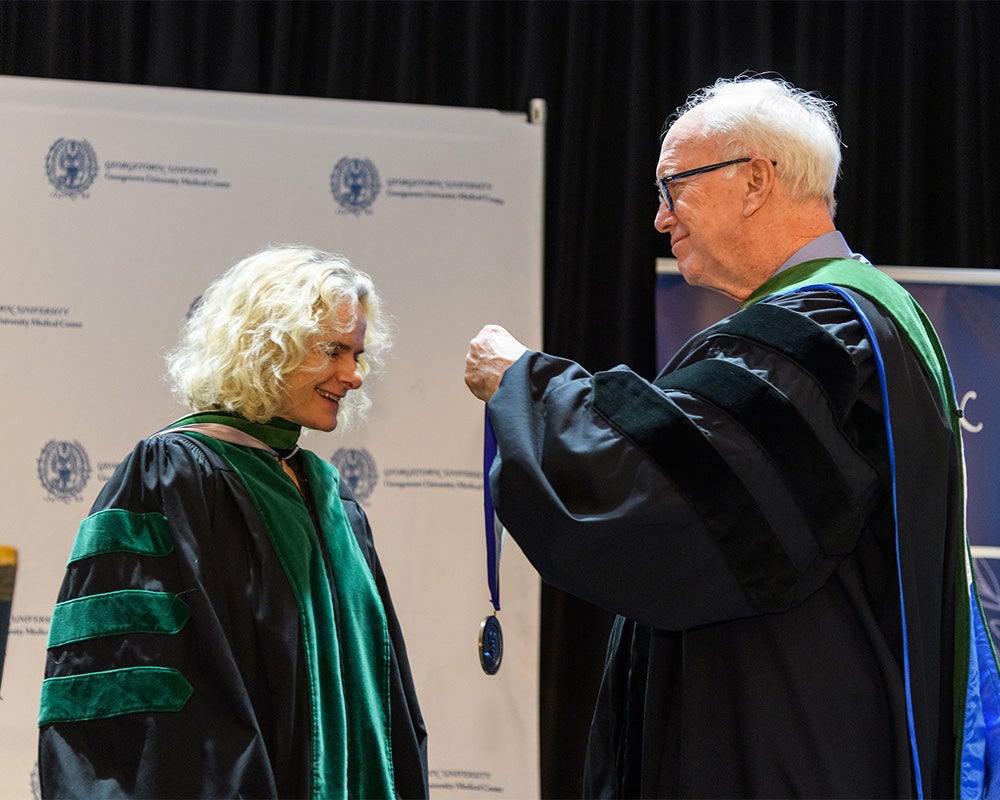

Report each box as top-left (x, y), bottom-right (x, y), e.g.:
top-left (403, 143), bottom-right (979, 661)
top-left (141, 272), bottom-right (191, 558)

top-left (675, 257), bottom-right (700, 287)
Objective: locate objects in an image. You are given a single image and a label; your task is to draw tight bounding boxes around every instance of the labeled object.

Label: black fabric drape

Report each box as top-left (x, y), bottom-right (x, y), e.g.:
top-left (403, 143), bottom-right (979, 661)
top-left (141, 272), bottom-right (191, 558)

top-left (4, 1), bottom-right (998, 796)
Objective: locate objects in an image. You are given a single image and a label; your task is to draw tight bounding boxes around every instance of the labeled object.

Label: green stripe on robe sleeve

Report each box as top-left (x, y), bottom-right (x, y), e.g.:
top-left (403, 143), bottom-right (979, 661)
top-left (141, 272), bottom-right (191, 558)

top-left (38, 667), bottom-right (194, 725)
top-left (69, 508), bottom-right (173, 563)
top-left (48, 590), bottom-right (190, 648)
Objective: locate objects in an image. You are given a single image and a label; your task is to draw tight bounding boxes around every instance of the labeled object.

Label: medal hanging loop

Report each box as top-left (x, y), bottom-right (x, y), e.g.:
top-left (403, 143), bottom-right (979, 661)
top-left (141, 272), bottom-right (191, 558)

top-left (479, 407), bottom-right (504, 675)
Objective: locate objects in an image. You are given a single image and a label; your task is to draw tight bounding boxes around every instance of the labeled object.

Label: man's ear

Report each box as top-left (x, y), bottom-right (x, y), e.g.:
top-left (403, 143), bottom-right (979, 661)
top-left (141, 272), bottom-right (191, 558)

top-left (742, 157), bottom-right (776, 217)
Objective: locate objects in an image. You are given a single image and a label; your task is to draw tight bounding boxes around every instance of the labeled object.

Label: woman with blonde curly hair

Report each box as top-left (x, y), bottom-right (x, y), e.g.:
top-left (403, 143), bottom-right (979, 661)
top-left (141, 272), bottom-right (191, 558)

top-left (39, 245), bottom-right (427, 799)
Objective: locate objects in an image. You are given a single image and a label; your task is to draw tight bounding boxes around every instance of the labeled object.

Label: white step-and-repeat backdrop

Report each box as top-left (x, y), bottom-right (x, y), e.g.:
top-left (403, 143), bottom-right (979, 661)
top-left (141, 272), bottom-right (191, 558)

top-left (0, 76), bottom-right (544, 799)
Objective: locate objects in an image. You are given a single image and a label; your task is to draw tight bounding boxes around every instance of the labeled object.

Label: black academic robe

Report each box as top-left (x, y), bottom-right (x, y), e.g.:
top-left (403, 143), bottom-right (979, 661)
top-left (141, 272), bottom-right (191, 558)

top-left (38, 429), bottom-right (428, 799)
top-left (487, 287), bottom-right (961, 798)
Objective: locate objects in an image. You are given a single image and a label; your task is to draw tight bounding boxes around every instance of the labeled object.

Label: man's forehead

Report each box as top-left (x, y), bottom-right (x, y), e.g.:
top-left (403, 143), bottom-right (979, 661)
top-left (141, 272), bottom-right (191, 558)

top-left (658, 120), bottom-right (712, 170)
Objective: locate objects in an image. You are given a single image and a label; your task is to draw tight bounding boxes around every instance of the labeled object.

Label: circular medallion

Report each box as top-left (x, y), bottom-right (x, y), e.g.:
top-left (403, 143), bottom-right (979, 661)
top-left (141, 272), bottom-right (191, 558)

top-left (479, 614), bottom-right (503, 675)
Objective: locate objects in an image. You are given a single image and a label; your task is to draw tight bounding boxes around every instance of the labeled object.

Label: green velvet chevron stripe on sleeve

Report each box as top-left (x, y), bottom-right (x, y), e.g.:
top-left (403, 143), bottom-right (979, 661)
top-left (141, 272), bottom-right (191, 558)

top-left (68, 508), bottom-right (173, 564)
top-left (47, 590), bottom-right (191, 648)
top-left (38, 666), bottom-right (194, 725)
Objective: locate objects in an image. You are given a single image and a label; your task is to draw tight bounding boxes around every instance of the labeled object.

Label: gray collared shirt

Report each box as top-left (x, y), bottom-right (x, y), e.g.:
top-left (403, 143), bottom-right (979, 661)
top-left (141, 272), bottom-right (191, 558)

top-left (776, 230), bottom-right (870, 275)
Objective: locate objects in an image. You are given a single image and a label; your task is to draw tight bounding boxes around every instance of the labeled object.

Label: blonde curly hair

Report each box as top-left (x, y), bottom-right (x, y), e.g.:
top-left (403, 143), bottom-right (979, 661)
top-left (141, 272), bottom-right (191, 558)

top-left (166, 245), bottom-right (391, 430)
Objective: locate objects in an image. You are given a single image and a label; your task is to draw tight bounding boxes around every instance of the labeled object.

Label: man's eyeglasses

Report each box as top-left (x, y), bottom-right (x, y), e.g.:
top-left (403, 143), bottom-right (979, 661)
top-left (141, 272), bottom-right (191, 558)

top-left (655, 157), bottom-right (752, 212)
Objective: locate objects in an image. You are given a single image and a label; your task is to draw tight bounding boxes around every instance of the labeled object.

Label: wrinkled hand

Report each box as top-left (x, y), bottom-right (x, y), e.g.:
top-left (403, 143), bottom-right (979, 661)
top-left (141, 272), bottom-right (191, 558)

top-left (465, 324), bottom-right (528, 402)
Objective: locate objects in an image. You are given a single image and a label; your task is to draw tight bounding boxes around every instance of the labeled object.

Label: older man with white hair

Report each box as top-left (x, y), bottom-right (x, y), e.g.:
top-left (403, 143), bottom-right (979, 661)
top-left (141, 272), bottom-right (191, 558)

top-left (465, 76), bottom-right (998, 798)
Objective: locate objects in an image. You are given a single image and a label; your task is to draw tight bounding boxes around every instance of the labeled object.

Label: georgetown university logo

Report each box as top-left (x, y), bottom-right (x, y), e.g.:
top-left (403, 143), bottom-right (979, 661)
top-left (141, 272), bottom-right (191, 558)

top-left (37, 440), bottom-right (91, 502)
top-left (45, 138), bottom-right (99, 198)
top-left (331, 447), bottom-right (378, 502)
top-left (330, 157), bottom-right (380, 214)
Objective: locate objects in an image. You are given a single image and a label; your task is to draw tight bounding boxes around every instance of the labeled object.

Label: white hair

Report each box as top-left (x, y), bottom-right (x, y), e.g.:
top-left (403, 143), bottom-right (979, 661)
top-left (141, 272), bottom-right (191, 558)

top-left (668, 76), bottom-right (843, 215)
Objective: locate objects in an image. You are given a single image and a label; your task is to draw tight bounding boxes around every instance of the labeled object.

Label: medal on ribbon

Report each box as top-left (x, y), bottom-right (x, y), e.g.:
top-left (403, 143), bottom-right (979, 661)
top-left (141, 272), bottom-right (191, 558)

top-left (479, 406), bottom-right (504, 675)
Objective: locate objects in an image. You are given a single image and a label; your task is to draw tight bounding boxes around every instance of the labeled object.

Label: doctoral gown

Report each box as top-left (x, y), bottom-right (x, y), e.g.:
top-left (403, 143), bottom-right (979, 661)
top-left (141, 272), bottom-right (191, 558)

top-left (486, 261), bottom-right (967, 798)
top-left (38, 414), bottom-right (427, 799)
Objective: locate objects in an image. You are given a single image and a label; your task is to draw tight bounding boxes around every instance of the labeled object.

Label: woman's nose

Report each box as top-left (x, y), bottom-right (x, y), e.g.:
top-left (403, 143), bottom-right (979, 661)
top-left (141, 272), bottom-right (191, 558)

top-left (342, 362), bottom-right (363, 389)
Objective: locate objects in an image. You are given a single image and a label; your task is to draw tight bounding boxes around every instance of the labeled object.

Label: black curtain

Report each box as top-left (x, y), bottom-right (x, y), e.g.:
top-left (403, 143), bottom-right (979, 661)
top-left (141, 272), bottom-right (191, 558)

top-left (4, 1), bottom-right (998, 796)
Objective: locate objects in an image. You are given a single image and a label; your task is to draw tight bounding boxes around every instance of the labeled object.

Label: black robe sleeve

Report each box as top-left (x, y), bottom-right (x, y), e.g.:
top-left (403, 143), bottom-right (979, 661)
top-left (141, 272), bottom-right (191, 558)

top-left (39, 433), bottom-right (428, 800)
top-left (39, 434), bottom-right (304, 798)
top-left (487, 291), bottom-right (888, 630)
top-left (488, 288), bottom-right (961, 798)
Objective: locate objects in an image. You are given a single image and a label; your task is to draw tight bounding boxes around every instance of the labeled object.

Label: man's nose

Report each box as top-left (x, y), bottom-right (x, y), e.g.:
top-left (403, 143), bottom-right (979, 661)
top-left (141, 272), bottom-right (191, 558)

top-left (654, 200), bottom-right (675, 234)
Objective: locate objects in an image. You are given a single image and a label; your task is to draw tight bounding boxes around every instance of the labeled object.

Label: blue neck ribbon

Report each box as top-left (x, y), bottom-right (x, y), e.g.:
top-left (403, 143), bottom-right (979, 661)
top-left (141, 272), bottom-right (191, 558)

top-left (483, 407), bottom-right (502, 612)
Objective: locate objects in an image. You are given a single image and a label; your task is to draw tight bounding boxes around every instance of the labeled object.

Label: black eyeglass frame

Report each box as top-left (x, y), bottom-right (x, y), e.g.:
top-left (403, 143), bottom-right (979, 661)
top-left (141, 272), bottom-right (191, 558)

top-left (655, 157), bottom-right (754, 211)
